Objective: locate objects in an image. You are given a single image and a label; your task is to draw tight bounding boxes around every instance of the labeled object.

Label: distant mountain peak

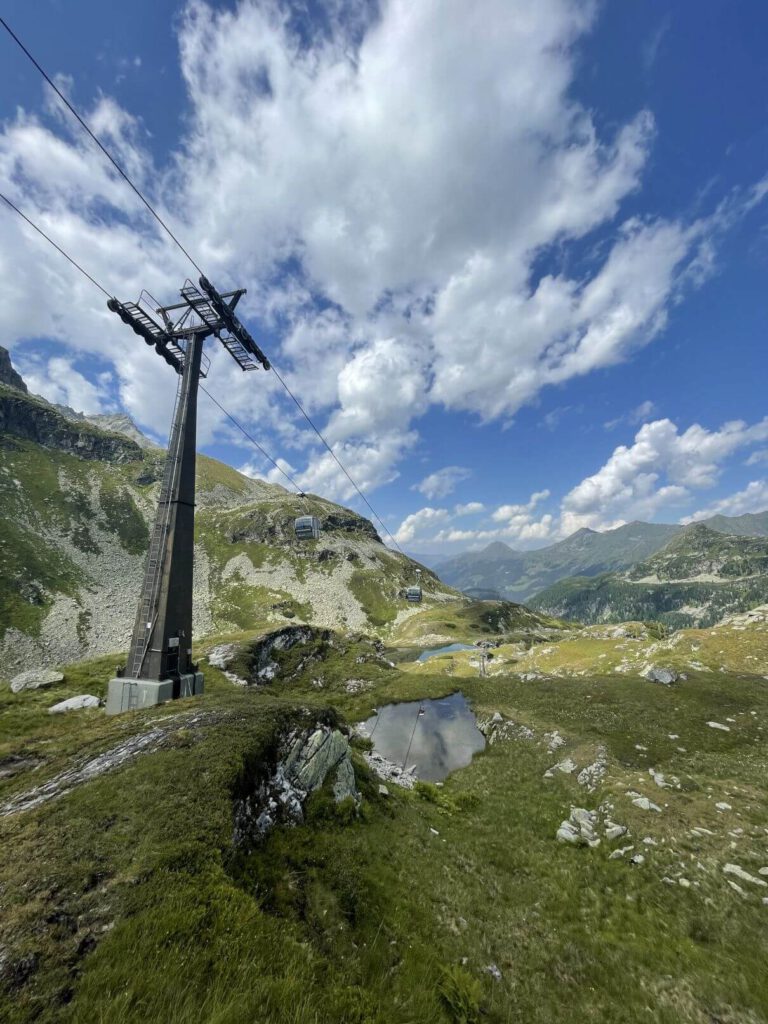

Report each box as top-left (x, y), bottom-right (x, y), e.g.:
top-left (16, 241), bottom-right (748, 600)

top-left (86, 413), bottom-right (161, 450)
top-left (482, 540), bottom-right (515, 555)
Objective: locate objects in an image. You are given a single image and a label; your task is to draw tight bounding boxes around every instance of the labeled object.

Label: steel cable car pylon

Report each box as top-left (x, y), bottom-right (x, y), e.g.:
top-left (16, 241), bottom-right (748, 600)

top-left (106, 277), bottom-right (269, 714)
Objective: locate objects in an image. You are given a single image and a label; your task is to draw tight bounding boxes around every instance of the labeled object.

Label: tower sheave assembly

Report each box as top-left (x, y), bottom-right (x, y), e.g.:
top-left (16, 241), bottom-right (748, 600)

top-left (105, 279), bottom-right (270, 714)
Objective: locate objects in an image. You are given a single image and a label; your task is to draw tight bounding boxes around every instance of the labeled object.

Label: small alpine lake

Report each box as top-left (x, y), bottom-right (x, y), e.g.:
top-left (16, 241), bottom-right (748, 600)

top-left (360, 691), bottom-right (486, 782)
top-left (416, 642), bottom-right (476, 662)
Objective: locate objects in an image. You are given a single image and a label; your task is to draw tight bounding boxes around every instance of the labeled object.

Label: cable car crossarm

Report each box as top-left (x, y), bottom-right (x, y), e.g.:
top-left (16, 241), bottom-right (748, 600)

top-left (107, 297), bottom-right (184, 373)
top-left (198, 275), bottom-right (270, 370)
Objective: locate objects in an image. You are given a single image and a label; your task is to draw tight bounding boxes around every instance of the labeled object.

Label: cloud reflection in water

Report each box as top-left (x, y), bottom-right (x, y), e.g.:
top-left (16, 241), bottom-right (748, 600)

top-left (363, 692), bottom-right (485, 782)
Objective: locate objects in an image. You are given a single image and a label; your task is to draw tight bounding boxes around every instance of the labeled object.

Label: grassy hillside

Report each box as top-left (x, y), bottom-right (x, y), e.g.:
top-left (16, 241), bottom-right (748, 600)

top-left (1, 610), bottom-right (767, 1023)
top-left (530, 525), bottom-right (768, 628)
top-left (389, 598), bottom-right (570, 646)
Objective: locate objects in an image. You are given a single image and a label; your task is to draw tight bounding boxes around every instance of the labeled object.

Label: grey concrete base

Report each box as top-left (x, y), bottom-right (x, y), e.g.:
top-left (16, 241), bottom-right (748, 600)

top-left (105, 672), bottom-right (204, 715)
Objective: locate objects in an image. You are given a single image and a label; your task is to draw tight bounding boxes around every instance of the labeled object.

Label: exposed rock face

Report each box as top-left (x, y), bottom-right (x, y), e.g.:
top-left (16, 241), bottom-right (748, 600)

top-left (0, 347), bottom-right (27, 392)
top-left (89, 414), bottom-right (159, 450)
top-left (227, 506), bottom-right (381, 549)
top-left (10, 669), bottom-right (64, 693)
top-left (0, 386), bottom-right (142, 463)
top-left (235, 626), bottom-right (332, 684)
top-left (232, 723), bottom-right (359, 843)
top-left (0, 726), bottom-right (167, 816)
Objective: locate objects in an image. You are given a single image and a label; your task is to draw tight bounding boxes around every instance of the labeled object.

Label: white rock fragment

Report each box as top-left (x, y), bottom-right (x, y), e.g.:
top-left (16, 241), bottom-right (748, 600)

top-left (604, 822), bottom-right (628, 841)
top-left (556, 807), bottom-right (600, 847)
top-left (723, 863), bottom-right (767, 888)
top-left (546, 730), bottom-right (566, 752)
top-left (544, 757), bottom-right (577, 778)
top-left (609, 845), bottom-right (634, 860)
top-left (577, 749), bottom-right (607, 791)
top-left (631, 796), bottom-right (662, 812)
top-left (484, 964), bottom-right (502, 982)
top-left (678, 878), bottom-right (691, 888)
top-left (630, 853), bottom-right (645, 865)
top-left (715, 802), bottom-right (732, 811)
top-left (648, 768), bottom-right (668, 788)
top-left (727, 880), bottom-right (747, 897)
top-left (707, 721), bottom-right (730, 732)
top-left (48, 694), bottom-right (100, 714)
top-left (642, 836), bottom-right (657, 846)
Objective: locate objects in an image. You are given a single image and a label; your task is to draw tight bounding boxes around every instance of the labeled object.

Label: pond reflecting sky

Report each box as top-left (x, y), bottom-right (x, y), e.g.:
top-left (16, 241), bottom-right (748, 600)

top-left (362, 691), bottom-right (486, 782)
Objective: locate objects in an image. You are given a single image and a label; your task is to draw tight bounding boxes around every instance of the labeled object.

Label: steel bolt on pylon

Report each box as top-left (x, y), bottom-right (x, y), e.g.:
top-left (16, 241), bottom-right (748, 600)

top-left (105, 278), bottom-right (270, 714)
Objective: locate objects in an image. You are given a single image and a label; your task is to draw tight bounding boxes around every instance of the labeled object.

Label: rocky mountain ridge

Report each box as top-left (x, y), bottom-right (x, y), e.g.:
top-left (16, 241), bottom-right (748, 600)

top-left (529, 524), bottom-right (768, 628)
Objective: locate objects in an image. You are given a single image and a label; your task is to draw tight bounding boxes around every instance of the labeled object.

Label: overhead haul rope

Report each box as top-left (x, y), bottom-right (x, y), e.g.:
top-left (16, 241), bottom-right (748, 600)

top-left (0, 193), bottom-right (307, 504)
top-left (1, 14), bottom-right (409, 561)
top-left (0, 16), bottom-right (204, 276)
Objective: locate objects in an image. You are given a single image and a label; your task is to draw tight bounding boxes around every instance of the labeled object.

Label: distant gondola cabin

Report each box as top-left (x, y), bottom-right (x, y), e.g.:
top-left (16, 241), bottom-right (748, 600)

top-left (294, 515), bottom-right (321, 541)
top-left (405, 585), bottom-right (422, 603)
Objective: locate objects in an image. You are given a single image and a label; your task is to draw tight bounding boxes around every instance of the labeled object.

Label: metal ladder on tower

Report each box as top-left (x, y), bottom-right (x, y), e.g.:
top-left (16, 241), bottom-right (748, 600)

top-left (128, 372), bottom-right (187, 678)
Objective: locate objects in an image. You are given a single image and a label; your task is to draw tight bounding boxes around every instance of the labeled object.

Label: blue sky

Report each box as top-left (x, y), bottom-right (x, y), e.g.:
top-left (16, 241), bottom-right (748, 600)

top-left (1, 0), bottom-right (766, 555)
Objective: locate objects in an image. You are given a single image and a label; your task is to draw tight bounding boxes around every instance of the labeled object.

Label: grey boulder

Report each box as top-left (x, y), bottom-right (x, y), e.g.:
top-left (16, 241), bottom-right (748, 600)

top-left (642, 665), bottom-right (678, 686)
top-left (11, 669), bottom-right (64, 694)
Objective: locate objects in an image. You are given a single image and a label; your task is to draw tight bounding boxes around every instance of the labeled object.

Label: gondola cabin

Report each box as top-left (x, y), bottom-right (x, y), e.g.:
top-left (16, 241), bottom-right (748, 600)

top-left (405, 585), bottom-right (422, 603)
top-left (294, 515), bottom-right (321, 541)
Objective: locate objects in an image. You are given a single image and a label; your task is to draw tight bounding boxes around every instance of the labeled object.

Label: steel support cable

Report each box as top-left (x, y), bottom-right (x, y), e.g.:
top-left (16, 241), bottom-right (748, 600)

top-left (0, 191), bottom-right (112, 298)
top-left (198, 384), bottom-right (308, 499)
top-left (2, 15), bottom-right (408, 559)
top-left (0, 16), bottom-right (204, 277)
top-left (0, 195), bottom-right (308, 509)
top-left (269, 364), bottom-right (407, 556)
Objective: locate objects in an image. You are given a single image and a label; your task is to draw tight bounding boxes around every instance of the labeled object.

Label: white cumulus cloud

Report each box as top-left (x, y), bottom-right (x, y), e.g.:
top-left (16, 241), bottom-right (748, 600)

top-left (414, 466), bottom-right (472, 500)
top-left (680, 480), bottom-right (768, 524)
top-left (0, 0), bottom-right (763, 497)
top-left (560, 416), bottom-right (768, 533)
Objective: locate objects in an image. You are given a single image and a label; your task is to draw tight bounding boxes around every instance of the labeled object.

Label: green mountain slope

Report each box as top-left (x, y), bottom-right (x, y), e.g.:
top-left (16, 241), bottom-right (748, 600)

top-left (437, 522), bottom-right (682, 602)
top-left (0, 368), bottom-right (458, 675)
top-left (530, 524), bottom-right (768, 627)
top-left (703, 510), bottom-right (768, 537)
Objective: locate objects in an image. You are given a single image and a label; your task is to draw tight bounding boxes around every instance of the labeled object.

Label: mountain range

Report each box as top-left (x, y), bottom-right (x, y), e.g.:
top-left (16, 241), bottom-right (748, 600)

top-left (436, 514), bottom-right (768, 603)
top-left (529, 523), bottom-right (768, 628)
